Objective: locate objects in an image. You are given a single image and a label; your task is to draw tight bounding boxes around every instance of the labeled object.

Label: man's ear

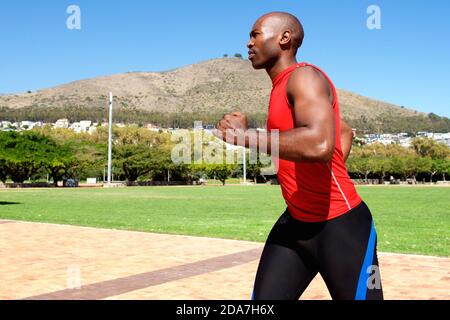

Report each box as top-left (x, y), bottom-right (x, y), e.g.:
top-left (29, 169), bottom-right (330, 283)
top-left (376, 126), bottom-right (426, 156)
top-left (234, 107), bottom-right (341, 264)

top-left (280, 30), bottom-right (292, 46)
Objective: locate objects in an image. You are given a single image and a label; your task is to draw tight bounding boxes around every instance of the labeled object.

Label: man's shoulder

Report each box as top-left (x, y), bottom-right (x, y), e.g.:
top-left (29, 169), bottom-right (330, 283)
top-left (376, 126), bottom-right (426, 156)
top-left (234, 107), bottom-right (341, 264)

top-left (287, 63), bottom-right (331, 95)
top-left (289, 64), bottom-right (326, 82)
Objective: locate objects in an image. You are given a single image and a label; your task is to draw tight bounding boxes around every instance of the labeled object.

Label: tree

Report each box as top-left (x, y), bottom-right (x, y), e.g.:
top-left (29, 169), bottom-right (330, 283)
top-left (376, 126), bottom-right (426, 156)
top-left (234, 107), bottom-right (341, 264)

top-left (411, 137), bottom-right (449, 159)
top-left (44, 142), bottom-right (78, 186)
top-left (0, 131), bottom-right (86, 185)
top-left (371, 156), bottom-right (391, 183)
top-left (113, 144), bottom-right (153, 182)
top-left (399, 155), bottom-right (432, 182)
top-left (0, 131), bottom-right (50, 183)
top-left (429, 158), bottom-right (441, 182)
top-left (205, 164), bottom-right (234, 185)
top-left (68, 143), bottom-right (105, 181)
top-left (0, 159), bottom-right (8, 183)
top-left (35, 126), bottom-right (106, 183)
top-left (429, 143), bottom-right (450, 160)
top-left (444, 160), bottom-right (450, 182)
top-left (388, 156), bottom-right (405, 179)
top-left (109, 126), bottom-right (187, 182)
top-left (237, 151), bottom-right (266, 183)
top-left (434, 158), bottom-right (450, 181)
top-left (347, 156), bottom-right (376, 183)
top-left (416, 156), bottom-right (433, 182)
top-left (234, 53), bottom-right (243, 59)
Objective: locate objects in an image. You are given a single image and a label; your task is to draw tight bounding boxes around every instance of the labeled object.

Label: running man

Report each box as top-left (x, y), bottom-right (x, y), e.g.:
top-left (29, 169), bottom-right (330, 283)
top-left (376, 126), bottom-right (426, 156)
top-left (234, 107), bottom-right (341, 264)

top-left (214, 12), bottom-right (383, 300)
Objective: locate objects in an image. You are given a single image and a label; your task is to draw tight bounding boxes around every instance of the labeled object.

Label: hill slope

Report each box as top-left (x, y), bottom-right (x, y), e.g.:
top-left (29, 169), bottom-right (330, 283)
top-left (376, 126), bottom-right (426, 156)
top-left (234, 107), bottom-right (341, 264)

top-left (1, 58), bottom-right (448, 133)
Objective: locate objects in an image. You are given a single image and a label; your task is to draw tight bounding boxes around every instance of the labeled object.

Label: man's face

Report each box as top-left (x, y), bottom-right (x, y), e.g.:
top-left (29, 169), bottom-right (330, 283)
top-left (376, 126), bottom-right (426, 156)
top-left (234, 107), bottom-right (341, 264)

top-left (247, 17), bottom-right (281, 69)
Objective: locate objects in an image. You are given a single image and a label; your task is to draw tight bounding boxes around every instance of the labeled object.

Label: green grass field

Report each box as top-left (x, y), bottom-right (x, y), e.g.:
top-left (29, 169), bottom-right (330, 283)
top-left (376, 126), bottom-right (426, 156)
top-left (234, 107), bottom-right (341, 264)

top-left (0, 185), bottom-right (449, 257)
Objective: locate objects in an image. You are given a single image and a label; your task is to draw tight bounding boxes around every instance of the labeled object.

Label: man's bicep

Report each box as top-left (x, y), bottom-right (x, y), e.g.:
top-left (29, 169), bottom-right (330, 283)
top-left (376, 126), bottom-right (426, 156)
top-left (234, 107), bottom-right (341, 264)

top-left (288, 68), bottom-right (335, 128)
top-left (288, 91), bottom-right (336, 161)
top-left (340, 120), bottom-right (352, 135)
top-left (291, 94), bottom-right (336, 146)
top-left (340, 120), bottom-right (354, 161)
top-left (288, 69), bottom-right (335, 139)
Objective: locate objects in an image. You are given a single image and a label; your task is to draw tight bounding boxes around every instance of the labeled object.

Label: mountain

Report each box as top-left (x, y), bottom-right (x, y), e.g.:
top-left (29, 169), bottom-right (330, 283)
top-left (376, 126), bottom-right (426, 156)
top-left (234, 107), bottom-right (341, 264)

top-left (1, 58), bottom-right (449, 133)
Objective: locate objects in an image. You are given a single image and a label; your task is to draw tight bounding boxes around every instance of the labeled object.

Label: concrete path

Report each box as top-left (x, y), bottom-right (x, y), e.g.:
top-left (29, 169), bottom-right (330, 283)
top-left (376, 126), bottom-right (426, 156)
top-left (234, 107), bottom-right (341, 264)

top-left (0, 220), bottom-right (448, 300)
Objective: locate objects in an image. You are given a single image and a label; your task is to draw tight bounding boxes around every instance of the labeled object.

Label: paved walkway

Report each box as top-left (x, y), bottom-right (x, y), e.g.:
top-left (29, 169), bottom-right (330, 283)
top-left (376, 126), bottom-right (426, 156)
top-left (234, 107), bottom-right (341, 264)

top-left (0, 220), bottom-right (449, 300)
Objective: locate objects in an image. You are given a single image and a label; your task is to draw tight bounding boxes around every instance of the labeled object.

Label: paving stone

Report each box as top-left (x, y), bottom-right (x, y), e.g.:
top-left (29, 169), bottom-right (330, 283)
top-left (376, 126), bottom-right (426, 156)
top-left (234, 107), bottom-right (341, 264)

top-left (0, 221), bottom-right (448, 300)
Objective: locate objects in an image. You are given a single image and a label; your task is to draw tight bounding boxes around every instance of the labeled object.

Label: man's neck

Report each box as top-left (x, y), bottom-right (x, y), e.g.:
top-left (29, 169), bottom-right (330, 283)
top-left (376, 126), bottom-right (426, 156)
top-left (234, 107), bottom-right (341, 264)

top-left (266, 56), bottom-right (298, 82)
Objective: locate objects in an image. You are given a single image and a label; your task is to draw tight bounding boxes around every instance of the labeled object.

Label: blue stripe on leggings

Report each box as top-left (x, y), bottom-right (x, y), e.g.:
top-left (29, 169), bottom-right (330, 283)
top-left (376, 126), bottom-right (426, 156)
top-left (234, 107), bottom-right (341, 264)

top-left (355, 221), bottom-right (376, 300)
top-left (251, 290), bottom-right (254, 300)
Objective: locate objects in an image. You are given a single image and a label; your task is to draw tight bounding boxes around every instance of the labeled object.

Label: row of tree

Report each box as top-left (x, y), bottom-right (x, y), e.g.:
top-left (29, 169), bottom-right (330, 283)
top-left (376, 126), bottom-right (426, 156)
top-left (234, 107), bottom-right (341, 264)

top-left (2, 105), bottom-right (450, 133)
top-left (347, 112), bottom-right (450, 134)
top-left (0, 127), bottom-right (449, 185)
top-left (347, 138), bottom-right (450, 182)
top-left (0, 127), bottom-right (249, 185)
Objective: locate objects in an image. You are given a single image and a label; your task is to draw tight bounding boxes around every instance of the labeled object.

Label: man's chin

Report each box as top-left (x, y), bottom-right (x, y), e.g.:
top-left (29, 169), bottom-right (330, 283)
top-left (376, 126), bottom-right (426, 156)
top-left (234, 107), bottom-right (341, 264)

top-left (250, 60), bottom-right (264, 70)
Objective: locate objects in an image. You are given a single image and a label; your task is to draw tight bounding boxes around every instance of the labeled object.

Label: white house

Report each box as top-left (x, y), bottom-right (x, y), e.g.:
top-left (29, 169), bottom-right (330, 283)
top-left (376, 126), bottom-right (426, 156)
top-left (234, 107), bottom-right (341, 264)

top-left (54, 119), bottom-right (70, 129)
top-left (20, 121), bottom-right (35, 130)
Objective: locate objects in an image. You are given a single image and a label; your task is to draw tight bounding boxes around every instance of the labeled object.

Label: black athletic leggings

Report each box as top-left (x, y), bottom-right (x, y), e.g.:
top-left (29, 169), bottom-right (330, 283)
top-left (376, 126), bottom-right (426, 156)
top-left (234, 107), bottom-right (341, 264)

top-left (252, 201), bottom-right (383, 300)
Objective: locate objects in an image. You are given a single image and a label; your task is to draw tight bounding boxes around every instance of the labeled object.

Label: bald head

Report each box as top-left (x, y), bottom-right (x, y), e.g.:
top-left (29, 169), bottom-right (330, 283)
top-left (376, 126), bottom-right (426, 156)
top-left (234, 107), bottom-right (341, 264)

top-left (247, 12), bottom-right (304, 70)
top-left (256, 12), bottom-right (304, 53)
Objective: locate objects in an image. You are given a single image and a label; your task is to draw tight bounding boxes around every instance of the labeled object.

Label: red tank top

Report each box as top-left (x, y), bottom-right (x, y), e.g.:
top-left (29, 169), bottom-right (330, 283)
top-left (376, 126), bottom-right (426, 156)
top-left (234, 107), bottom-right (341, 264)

top-left (267, 62), bottom-right (362, 222)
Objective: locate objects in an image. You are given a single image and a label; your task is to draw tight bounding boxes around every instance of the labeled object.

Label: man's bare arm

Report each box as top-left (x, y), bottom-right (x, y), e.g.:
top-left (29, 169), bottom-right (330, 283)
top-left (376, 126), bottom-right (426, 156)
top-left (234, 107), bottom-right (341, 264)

top-left (215, 66), bottom-right (335, 163)
top-left (340, 121), bottom-right (354, 162)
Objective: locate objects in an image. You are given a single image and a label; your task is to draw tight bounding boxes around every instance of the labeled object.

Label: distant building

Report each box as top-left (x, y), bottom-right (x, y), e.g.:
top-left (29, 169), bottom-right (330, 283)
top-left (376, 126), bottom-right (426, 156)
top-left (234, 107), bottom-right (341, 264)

top-left (144, 123), bottom-right (161, 131)
top-left (20, 121), bottom-right (35, 130)
top-left (70, 120), bottom-right (92, 134)
top-left (399, 138), bottom-right (412, 147)
top-left (362, 131), bottom-right (450, 148)
top-left (54, 119), bottom-right (70, 129)
top-left (417, 131), bottom-right (433, 138)
top-left (432, 132), bottom-right (450, 147)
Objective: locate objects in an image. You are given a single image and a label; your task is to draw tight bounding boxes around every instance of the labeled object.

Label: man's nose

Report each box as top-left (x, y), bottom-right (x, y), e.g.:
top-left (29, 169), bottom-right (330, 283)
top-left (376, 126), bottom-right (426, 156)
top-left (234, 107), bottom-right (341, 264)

top-left (247, 39), bottom-right (254, 49)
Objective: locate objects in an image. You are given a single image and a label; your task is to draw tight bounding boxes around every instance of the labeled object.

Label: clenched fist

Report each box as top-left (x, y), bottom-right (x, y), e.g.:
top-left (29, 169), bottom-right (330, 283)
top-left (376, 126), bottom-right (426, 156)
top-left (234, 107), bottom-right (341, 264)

top-left (213, 111), bottom-right (249, 145)
top-left (217, 111), bottom-right (249, 131)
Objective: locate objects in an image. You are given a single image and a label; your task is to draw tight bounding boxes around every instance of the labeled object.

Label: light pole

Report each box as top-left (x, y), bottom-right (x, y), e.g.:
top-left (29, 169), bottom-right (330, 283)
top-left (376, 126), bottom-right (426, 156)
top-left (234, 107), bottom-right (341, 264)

top-left (243, 147), bottom-right (246, 184)
top-left (107, 92), bottom-right (113, 186)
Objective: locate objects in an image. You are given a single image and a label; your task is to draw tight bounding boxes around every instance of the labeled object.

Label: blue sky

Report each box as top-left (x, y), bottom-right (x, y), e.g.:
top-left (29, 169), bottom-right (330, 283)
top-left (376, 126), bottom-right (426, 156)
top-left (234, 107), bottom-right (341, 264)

top-left (0, 0), bottom-right (449, 117)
